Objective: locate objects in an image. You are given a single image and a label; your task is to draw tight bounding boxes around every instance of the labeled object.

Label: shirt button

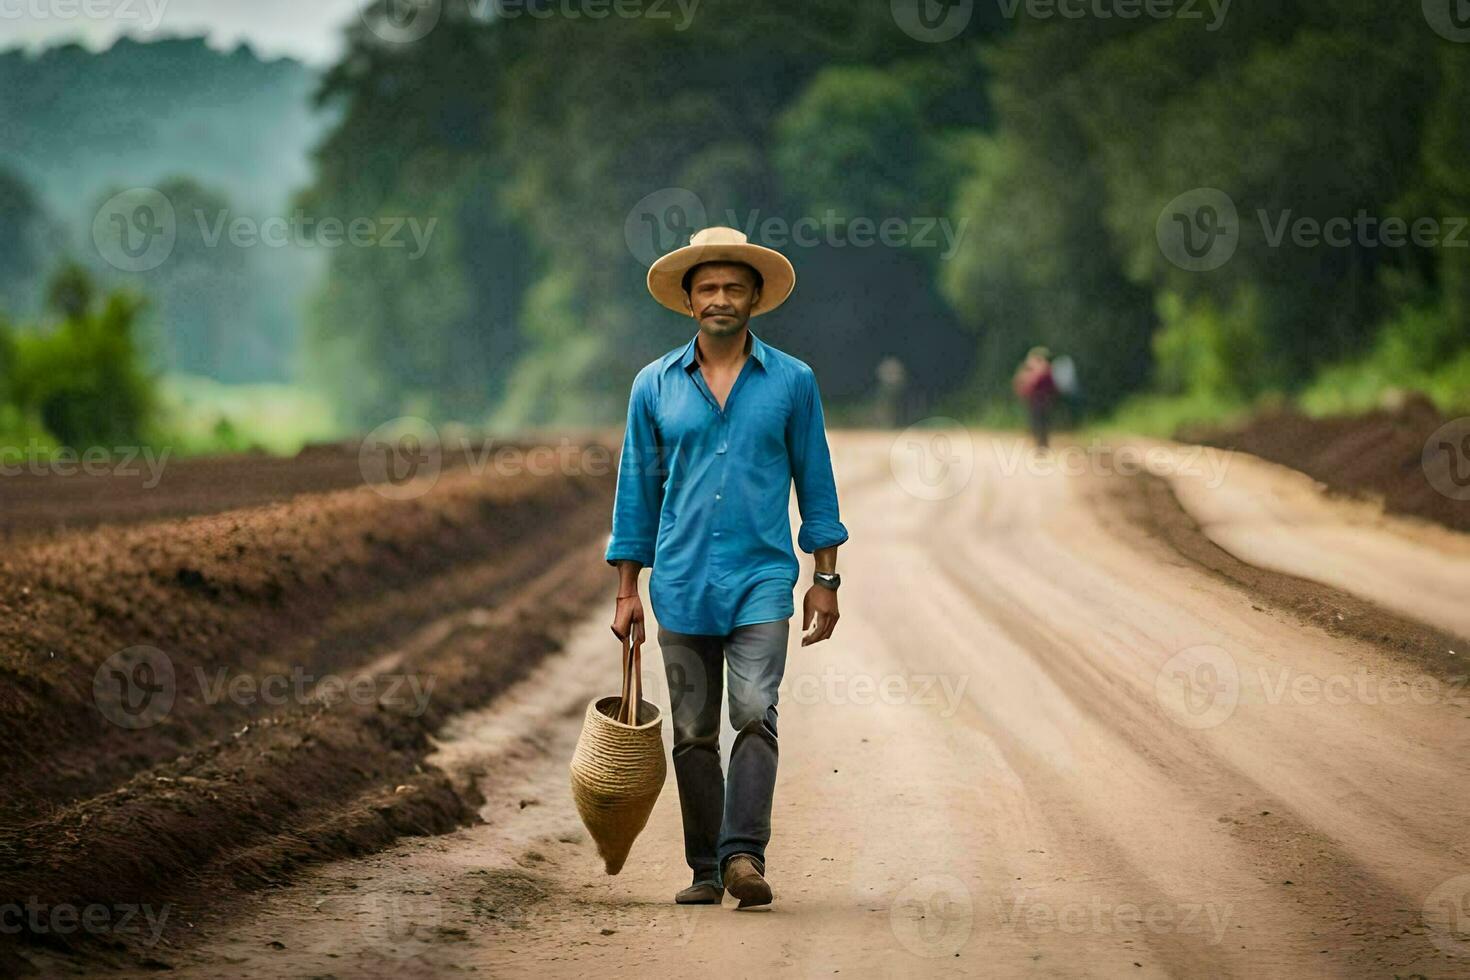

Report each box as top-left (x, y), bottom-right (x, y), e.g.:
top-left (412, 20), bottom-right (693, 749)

top-left (713, 531), bottom-right (721, 537)
top-left (715, 493), bottom-right (722, 501)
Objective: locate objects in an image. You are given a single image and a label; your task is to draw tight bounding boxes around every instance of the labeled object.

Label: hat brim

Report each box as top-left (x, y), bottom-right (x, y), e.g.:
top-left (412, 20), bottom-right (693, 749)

top-left (647, 241), bottom-right (795, 317)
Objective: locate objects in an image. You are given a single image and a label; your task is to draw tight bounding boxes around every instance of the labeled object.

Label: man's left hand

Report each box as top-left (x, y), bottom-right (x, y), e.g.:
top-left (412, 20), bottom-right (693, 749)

top-left (801, 584), bottom-right (839, 646)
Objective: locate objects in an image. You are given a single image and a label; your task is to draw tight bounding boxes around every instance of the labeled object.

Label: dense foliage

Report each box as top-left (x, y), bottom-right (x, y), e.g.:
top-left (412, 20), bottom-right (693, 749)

top-left (301, 1), bottom-right (1468, 427)
top-left (3, 3), bottom-right (1468, 437)
top-left (0, 38), bottom-right (331, 382)
top-left (951, 0), bottom-right (1467, 413)
top-left (0, 264), bottom-right (156, 450)
top-left (302, 0), bottom-right (999, 426)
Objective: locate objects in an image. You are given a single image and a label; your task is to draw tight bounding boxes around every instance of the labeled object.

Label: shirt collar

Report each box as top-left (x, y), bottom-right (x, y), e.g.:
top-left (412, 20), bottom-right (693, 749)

top-left (678, 329), bottom-right (767, 373)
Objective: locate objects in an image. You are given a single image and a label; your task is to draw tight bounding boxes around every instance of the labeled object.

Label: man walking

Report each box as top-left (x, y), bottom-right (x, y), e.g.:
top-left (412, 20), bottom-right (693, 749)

top-left (1013, 345), bottom-right (1058, 450)
top-left (606, 226), bottom-right (849, 909)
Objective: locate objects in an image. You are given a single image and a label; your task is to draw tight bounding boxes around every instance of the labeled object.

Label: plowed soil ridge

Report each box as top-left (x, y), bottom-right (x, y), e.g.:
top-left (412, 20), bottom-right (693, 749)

top-left (0, 456), bottom-right (615, 970)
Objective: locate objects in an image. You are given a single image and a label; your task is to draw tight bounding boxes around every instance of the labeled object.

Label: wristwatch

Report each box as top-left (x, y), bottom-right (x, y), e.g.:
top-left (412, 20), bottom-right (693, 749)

top-left (813, 571), bottom-right (841, 591)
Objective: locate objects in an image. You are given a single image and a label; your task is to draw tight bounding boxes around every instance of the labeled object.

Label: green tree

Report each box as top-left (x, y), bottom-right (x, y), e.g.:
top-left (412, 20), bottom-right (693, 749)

top-left (0, 168), bottom-right (45, 315)
top-left (9, 263), bottom-right (156, 447)
top-left (305, 0), bottom-right (1003, 427)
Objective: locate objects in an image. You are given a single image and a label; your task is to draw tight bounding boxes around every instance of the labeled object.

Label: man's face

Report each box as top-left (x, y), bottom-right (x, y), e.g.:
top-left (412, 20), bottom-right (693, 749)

top-left (686, 263), bottom-right (761, 337)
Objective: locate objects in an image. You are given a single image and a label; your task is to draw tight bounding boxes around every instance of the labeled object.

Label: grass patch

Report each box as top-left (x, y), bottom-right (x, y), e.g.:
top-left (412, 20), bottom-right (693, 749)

top-left (1297, 348), bottom-right (1470, 417)
top-left (1088, 390), bottom-right (1256, 439)
top-left (157, 374), bottom-right (343, 456)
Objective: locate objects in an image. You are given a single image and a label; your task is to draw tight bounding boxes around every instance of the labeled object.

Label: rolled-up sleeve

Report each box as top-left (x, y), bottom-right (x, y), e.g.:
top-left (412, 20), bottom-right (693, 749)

top-left (787, 366), bottom-right (849, 554)
top-left (605, 370), bottom-right (663, 567)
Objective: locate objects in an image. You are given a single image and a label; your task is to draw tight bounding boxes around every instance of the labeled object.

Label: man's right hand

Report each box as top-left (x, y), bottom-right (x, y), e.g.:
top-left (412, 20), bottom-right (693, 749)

top-left (611, 593), bottom-right (646, 643)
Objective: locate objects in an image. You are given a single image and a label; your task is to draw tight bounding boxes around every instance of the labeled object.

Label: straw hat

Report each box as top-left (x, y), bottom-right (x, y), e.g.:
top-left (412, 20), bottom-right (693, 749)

top-left (647, 226), bottom-right (796, 317)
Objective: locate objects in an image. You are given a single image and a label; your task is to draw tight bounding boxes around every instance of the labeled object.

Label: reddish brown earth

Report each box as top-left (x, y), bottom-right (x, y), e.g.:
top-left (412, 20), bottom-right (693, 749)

top-left (0, 442), bottom-right (617, 973)
top-left (5, 423), bottom-right (1470, 977)
top-left (0, 433), bottom-right (613, 538)
top-left (111, 431), bottom-right (1469, 980)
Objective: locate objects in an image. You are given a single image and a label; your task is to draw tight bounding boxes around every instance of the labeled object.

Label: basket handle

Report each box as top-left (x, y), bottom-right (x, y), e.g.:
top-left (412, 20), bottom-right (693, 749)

top-left (618, 620), bottom-right (644, 725)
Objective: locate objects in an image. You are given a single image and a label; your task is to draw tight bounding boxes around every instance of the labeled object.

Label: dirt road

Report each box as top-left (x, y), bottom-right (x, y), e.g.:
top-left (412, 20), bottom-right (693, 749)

top-left (147, 431), bottom-right (1470, 978)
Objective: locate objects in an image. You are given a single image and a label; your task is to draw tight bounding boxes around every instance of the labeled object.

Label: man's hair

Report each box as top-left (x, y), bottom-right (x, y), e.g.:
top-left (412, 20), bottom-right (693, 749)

top-left (682, 260), bottom-right (764, 296)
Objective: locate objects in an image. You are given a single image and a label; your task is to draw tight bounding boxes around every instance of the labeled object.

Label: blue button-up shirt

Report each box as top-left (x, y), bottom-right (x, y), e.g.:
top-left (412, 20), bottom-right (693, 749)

top-left (605, 330), bottom-right (849, 635)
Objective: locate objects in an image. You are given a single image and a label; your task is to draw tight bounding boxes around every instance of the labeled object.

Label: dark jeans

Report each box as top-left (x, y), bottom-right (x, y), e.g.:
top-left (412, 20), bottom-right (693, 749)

top-left (657, 619), bottom-right (789, 885)
top-left (1027, 400), bottom-right (1052, 449)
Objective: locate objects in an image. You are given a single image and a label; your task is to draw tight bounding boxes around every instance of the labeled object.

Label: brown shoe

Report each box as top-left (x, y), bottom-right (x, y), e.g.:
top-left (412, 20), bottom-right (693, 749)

top-left (674, 881), bottom-right (724, 905)
top-left (722, 855), bottom-right (772, 908)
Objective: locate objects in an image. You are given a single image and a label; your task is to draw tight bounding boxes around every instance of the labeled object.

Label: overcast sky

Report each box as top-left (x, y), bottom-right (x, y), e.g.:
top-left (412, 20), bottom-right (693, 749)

top-left (0, 0), bottom-right (365, 64)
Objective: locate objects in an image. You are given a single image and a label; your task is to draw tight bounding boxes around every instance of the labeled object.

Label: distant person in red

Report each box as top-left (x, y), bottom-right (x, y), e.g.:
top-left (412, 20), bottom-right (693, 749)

top-left (1012, 346), bottom-right (1058, 450)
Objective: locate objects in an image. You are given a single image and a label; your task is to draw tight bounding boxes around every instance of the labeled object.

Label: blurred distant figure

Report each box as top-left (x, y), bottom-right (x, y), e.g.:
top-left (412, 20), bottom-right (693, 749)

top-left (1051, 354), bottom-right (1078, 401)
top-left (1012, 346), bottom-right (1058, 450)
top-left (875, 356), bottom-right (908, 428)
top-left (1050, 353), bottom-right (1081, 429)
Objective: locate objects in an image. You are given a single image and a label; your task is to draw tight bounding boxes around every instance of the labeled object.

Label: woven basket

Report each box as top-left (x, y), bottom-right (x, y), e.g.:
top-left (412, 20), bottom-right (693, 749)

top-left (569, 622), bottom-right (666, 874)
